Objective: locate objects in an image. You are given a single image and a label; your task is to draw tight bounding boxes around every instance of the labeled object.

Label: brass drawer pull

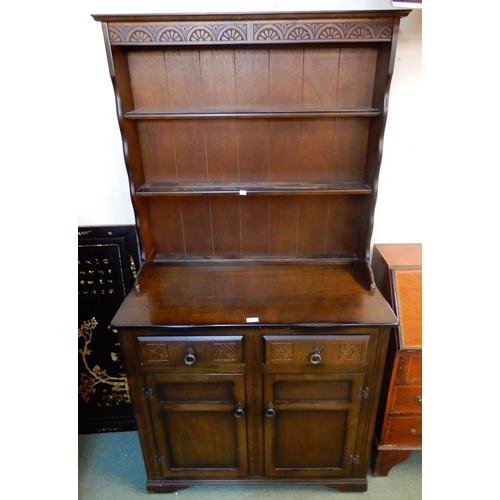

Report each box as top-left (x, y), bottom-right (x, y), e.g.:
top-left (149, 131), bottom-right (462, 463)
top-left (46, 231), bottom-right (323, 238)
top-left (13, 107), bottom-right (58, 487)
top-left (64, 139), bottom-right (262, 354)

top-left (309, 346), bottom-right (322, 365)
top-left (265, 402), bottom-right (276, 418)
top-left (184, 347), bottom-right (196, 365)
top-left (416, 395), bottom-right (422, 404)
top-left (409, 428), bottom-right (417, 436)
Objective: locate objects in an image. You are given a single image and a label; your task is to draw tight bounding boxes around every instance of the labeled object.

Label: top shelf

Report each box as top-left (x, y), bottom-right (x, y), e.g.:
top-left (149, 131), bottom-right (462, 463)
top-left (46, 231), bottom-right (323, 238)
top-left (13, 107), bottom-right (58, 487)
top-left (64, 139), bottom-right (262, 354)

top-left (124, 108), bottom-right (381, 120)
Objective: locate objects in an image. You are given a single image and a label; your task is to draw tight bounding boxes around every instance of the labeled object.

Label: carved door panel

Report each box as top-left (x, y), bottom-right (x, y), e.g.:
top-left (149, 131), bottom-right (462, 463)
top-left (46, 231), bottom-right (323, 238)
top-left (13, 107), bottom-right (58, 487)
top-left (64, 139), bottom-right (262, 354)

top-left (145, 373), bottom-right (248, 477)
top-left (263, 373), bottom-right (365, 477)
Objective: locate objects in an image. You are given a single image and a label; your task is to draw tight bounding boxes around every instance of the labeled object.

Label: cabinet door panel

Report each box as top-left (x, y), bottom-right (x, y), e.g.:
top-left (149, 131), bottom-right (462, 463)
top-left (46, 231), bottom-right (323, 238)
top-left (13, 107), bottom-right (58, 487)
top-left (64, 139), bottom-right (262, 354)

top-left (163, 411), bottom-right (240, 470)
top-left (274, 410), bottom-right (348, 469)
top-left (146, 374), bottom-right (248, 477)
top-left (264, 373), bottom-right (364, 477)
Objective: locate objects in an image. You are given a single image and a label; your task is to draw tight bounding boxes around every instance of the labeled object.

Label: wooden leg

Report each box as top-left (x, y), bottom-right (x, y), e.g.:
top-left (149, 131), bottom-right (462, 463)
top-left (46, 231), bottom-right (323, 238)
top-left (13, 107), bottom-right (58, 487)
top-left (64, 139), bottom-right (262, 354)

top-left (371, 449), bottom-right (412, 477)
top-left (146, 482), bottom-right (190, 493)
top-left (323, 480), bottom-right (368, 492)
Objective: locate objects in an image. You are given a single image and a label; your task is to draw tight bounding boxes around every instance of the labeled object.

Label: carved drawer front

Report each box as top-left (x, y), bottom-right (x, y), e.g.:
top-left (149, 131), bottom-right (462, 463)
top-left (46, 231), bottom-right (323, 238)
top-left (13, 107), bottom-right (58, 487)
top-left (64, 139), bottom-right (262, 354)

top-left (390, 385), bottom-right (422, 414)
top-left (264, 335), bottom-right (369, 366)
top-left (384, 416), bottom-right (422, 446)
top-left (138, 336), bottom-right (243, 365)
top-left (396, 351), bottom-right (422, 384)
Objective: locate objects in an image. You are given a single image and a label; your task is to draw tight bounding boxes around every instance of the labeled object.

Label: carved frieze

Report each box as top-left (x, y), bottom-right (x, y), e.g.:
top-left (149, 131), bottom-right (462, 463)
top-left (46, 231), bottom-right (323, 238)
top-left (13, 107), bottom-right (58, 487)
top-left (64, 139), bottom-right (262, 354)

top-left (108, 20), bottom-right (393, 45)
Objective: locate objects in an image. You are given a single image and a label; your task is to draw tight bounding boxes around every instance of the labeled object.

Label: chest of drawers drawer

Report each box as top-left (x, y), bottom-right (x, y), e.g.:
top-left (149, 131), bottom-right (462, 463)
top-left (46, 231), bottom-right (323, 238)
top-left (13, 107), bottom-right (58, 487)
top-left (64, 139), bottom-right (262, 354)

top-left (396, 351), bottom-right (422, 384)
top-left (385, 415), bottom-right (422, 445)
top-left (391, 385), bottom-right (422, 414)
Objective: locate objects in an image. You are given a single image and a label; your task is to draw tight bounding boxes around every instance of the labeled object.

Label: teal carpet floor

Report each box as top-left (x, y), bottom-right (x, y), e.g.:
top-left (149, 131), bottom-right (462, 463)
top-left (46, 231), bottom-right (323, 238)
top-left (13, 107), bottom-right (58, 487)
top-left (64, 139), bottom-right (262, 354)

top-left (78, 431), bottom-right (421, 499)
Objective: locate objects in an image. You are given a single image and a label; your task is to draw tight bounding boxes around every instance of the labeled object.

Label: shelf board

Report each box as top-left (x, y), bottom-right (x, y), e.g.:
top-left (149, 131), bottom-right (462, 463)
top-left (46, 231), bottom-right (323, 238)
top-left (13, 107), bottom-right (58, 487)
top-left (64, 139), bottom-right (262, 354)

top-left (152, 254), bottom-right (359, 264)
top-left (114, 260), bottom-right (395, 327)
top-left (136, 181), bottom-right (372, 196)
top-left (124, 108), bottom-right (381, 120)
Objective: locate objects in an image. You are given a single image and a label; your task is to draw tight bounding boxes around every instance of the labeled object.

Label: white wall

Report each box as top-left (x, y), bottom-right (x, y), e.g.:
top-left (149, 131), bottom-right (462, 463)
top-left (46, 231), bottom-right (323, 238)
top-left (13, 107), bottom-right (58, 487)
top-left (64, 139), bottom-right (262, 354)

top-left (77, 0), bottom-right (423, 247)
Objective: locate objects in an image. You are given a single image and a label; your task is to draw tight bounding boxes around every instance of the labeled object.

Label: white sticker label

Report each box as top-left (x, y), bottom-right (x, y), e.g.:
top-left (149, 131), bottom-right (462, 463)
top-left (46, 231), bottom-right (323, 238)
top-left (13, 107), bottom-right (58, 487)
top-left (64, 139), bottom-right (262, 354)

top-left (246, 317), bottom-right (259, 323)
top-left (239, 190), bottom-right (247, 195)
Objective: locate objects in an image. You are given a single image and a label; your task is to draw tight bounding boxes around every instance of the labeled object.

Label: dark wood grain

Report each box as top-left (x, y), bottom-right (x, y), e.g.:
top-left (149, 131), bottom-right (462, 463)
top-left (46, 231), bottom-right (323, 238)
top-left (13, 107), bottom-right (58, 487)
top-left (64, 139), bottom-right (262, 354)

top-left (125, 109), bottom-right (381, 119)
top-left (136, 181), bottom-right (372, 195)
top-left (137, 122), bottom-right (177, 182)
top-left (112, 262), bottom-right (397, 328)
top-left (93, 10), bottom-right (409, 22)
top-left (164, 49), bottom-right (203, 110)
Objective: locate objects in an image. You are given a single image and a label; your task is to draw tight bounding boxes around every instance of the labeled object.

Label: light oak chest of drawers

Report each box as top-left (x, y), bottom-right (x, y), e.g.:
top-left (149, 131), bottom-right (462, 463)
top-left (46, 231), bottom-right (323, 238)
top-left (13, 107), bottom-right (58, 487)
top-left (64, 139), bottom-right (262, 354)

top-left (371, 243), bottom-right (422, 476)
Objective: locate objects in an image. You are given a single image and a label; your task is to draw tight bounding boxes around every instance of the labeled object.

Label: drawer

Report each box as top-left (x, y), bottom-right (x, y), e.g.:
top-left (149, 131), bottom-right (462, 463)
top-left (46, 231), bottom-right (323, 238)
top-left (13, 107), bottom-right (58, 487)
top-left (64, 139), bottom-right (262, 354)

top-left (138, 336), bottom-right (244, 365)
top-left (396, 350), bottom-right (422, 384)
top-left (264, 335), bottom-right (370, 366)
top-left (384, 415), bottom-right (422, 446)
top-left (391, 385), bottom-right (422, 413)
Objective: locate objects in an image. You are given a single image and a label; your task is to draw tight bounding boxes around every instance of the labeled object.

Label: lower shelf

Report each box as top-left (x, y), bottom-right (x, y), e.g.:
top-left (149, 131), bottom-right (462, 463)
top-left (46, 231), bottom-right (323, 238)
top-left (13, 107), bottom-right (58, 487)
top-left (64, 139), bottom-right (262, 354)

top-left (113, 260), bottom-right (396, 327)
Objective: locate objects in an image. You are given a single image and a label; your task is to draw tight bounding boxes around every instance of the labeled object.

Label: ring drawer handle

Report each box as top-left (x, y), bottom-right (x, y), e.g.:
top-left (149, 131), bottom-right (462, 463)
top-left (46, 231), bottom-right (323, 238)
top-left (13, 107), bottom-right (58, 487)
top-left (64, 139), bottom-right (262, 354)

top-left (310, 346), bottom-right (322, 365)
top-left (234, 403), bottom-right (245, 418)
top-left (184, 347), bottom-right (196, 365)
top-left (265, 402), bottom-right (276, 418)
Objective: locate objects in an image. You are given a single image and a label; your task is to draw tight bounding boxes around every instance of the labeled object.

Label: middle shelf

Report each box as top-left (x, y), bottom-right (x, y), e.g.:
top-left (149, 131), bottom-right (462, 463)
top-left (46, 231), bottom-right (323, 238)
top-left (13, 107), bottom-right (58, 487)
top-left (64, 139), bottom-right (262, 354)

top-left (136, 181), bottom-right (372, 196)
top-left (124, 108), bottom-right (381, 120)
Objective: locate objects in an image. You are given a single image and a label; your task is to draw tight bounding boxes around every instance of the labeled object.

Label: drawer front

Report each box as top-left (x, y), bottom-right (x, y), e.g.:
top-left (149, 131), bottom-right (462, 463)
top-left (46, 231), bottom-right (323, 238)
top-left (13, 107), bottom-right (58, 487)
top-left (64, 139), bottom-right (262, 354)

top-left (385, 415), bottom-right (422, 446)
top-left (264, 335), bottom-right (370, 367)
top-left (391, 385), bottom-right (422, 414)
top-left (396, 350), bottom-right (422, 384)
top-left (138, 336), bottom-right (243, 366)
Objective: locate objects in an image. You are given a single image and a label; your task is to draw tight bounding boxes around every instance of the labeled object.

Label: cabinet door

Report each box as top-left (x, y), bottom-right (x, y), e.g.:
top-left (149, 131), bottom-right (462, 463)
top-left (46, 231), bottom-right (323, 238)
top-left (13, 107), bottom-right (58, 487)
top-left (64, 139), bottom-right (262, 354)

top-left (264, 373), bottom-right (364, 477)
top-left (145, 373), bottom-right (248, 477)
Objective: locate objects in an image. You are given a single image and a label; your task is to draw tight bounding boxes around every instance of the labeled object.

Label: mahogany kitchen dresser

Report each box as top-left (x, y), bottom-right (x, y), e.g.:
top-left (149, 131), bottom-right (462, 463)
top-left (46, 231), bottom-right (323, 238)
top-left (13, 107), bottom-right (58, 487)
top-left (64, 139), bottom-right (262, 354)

top-left (92, 9), bottom-right (410, 493)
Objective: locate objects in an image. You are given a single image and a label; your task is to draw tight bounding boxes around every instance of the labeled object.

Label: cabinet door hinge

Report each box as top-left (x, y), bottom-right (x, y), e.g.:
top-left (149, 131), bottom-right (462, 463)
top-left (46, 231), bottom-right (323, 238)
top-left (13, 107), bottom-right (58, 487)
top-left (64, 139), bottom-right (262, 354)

top-left (357, 387), bottom-right (369, 399)
top-left (348, 455), bottom-right (360, 465)
top-left (142, 387), bottom-right (153, 399)
top-left (154, 455), bottom-right (164, 465)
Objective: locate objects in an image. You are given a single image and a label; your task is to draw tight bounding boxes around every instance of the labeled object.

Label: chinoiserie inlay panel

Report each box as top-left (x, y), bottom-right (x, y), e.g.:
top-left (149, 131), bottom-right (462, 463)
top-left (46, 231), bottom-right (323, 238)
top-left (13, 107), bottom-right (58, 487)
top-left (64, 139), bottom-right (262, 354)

top-left (107, 20), bottom-right (393, 45)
